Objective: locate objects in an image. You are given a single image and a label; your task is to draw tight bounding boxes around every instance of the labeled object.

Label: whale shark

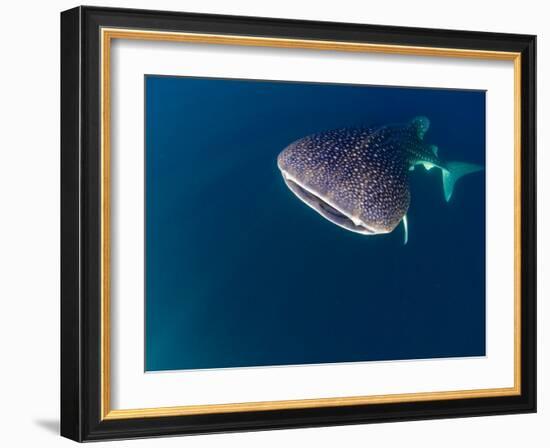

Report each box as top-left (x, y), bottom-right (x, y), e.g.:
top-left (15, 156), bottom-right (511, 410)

top-left (277, 116), bottom-right (482, 244)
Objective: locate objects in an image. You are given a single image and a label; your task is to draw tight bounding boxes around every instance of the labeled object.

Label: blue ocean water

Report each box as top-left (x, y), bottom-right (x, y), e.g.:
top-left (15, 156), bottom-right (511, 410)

top-left (145, 75), bottom-right (486, 372)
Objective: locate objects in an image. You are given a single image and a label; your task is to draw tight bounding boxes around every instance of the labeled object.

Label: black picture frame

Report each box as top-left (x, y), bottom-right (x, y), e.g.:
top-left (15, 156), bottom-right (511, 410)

top-left (61, 5), bottom-right (536, 442)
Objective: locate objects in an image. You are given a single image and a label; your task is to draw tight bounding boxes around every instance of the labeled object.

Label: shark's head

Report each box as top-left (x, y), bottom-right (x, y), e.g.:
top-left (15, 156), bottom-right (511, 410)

top-left (278, 167), bottom-right (389, 235)
top-left (277, 129), bottom-right (410, 237)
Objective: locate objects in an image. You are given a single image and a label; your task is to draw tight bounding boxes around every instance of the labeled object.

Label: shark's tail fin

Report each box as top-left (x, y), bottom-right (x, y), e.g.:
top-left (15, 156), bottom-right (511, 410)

top-left (442, 161), bottom-right (483, 202)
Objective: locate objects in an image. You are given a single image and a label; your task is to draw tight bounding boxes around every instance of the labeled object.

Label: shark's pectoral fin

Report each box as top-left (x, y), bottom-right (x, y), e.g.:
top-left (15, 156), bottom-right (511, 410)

top-left (402, 214), bottom-right (408, 245)
top-left (442, 161), bottom-right (483, 202)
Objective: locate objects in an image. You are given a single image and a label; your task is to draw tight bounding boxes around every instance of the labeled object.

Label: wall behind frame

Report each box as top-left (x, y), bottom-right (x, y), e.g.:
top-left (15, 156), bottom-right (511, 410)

top-left (0, 1), bottom-right (545, 447)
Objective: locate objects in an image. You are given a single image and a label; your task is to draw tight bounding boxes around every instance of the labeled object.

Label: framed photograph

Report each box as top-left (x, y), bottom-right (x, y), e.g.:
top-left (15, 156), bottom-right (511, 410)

top-left (60, 6), bottom-right (536, 442)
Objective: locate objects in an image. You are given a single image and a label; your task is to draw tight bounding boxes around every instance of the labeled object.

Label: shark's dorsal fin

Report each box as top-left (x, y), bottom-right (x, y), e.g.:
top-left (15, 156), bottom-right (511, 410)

top-left (410, 116), bottom-right (430, 140)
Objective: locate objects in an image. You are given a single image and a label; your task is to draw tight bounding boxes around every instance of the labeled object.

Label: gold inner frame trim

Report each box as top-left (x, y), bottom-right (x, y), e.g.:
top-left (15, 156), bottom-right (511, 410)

top-left (100, 27), bottom-right (522, 421)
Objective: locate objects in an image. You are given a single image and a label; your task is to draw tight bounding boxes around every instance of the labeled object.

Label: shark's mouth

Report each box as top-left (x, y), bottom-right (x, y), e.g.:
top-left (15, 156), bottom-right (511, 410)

top-left (281, 173), bottom-right (376, 235)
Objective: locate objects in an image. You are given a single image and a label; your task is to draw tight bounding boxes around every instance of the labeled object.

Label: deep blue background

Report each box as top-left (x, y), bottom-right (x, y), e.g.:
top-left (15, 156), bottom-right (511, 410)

top-left (145, 76), bottom-right (486, 371)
